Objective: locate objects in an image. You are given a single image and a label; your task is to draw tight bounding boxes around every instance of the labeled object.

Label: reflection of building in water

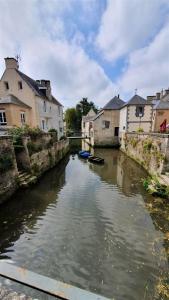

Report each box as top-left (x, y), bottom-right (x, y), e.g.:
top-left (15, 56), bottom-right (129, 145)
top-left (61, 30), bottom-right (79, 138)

top-left (0, 156), bottom-right (69, 259)
top-left (88, 149), bottom-right (146, 196)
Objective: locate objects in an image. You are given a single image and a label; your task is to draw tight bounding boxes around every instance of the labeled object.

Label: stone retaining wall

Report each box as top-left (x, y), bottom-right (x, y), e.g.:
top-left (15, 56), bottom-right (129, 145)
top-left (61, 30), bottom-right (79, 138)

top-left (120, 132), bottom-right (169, 175)
top-left (0, 136), bottom-right (18, 204)
top-left (0, 134), bottom-right (69, 204)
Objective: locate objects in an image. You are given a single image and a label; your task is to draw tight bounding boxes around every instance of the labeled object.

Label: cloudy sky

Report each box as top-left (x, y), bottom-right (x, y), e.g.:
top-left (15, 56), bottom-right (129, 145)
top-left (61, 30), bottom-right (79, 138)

top-left (0, 0), bottom-right (169, 107)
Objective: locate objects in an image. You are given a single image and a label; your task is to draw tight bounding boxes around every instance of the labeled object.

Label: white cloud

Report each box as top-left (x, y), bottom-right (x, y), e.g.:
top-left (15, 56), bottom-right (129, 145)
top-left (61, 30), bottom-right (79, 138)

top-left (0, 0), bottom-right (115, 107)
top-left (96, 0), bottom-right (169, 61)
top-left (117, 20), bottom-right (169, 98)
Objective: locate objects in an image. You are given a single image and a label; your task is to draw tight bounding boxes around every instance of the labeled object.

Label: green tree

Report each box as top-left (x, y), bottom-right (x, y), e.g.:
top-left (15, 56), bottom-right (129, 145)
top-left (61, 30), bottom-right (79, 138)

top-left (64, 108), bottom-right (77, 131)
top-left (76, 98), bottom-right (98, 129)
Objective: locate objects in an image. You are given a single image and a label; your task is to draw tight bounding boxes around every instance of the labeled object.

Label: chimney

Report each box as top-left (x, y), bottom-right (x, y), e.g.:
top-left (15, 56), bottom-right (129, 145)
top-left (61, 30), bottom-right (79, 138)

top-left (156, 92), bottom-right (160, 100)
top-left (118, 94), bottom-right (119, 98)
top-left (37, 79), bottom-right (52, 99)
top-left (4, 57), bottom-right (19, 69)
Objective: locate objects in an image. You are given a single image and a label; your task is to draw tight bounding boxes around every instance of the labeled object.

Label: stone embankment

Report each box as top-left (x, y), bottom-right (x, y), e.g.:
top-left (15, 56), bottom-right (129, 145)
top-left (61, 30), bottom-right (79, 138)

top-left (0, 134), bottom-right (69, 204)
top-left (120, 132), bottom-right (169, 194)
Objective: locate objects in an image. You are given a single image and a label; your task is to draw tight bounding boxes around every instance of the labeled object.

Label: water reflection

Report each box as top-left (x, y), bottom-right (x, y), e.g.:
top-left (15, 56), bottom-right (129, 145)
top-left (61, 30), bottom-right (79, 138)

top-left (0, 145), bottom-right (168, 300)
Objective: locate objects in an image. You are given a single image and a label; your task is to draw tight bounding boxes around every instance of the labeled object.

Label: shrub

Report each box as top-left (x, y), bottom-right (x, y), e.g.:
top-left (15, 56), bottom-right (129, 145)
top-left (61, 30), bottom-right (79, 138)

top-left (48, 128), bottom-right (58, 134)
top-left (137, 127), bottom-right (144, 133)
top-left (48, 128), bottom-right (58, 142)
top-left (27, 142), bottom-right (43, 156)
top-left (0, 154), bottom-right (13, 172)
top-left (143, 139), bottom-right (153, 151)
top-left (60, 135), bottom-right (66, 140)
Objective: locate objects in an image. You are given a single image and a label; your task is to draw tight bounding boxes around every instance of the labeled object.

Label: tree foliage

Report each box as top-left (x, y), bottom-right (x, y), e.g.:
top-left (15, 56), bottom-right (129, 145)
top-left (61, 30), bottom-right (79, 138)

top-left (65, 98), bottom-right (97, 131)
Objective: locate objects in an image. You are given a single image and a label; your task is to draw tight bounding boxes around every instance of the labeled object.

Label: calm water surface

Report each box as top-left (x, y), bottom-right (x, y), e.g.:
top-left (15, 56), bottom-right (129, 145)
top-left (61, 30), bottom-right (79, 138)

top-left (0, 147), bottom-right (168, 300)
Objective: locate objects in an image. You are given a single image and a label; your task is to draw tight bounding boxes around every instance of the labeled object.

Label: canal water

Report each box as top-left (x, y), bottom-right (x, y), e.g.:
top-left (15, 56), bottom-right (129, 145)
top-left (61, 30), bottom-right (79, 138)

top-left (0, 146), bottom-right (168, 300)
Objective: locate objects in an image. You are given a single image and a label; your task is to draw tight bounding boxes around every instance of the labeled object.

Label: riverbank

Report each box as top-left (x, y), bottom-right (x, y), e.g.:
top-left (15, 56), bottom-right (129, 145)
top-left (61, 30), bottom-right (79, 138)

top-left (120, 132), bottom-right (169, 196)
top-left (0, 134), bottom-right (69, 204)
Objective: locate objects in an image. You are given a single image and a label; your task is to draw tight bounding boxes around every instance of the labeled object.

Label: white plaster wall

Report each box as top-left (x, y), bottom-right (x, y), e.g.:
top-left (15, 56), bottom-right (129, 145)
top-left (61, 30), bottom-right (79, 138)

top-left (119, 106), bottom-right (127, 136)
top-left (37, 97), bottom-right (63, 138)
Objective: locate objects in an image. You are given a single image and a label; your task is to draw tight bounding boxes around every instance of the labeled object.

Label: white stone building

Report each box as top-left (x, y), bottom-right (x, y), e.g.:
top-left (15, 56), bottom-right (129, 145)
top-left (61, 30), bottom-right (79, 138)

top-left (119, 94), bottom-right (152, 136)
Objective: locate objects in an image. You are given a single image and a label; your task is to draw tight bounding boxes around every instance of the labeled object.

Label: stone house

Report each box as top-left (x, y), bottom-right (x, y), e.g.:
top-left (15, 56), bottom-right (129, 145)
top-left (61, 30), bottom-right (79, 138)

top-left (119, 94), bottom-right (152, 136)
top-left (0, 58), bottom-right (64, 138)
top-left (148, 89), bottom-right (169, 132)
top-left (82, 108), bottom-right (96, 137)
top-left (84, 96), bottom-right (124, 147)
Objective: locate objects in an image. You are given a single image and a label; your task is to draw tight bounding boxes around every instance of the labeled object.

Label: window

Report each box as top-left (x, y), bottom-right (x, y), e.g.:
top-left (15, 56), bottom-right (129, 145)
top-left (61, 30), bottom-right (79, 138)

top-left (43, 101), bottom-right (46, 112)
top-left (114, 127), bottom-right (119, 136)
top-left (20, 112), bottom-right (25, 125)
top-left (0, 110), bottom-right (7, 125)
top-left (83, 122), bottom-right (85, 128)
top-left (102, 120), bottom-right (110, 129)
top-left (18, 81), bottom-right (22, 89)
top-left (136, 106), bottom-right (144, 117)
top-left (4, 82), bottom-right (9, 90)
top-left (123, 126), bottom-right (125, 130)
top-left (42, 120), bottom-right (45, 130)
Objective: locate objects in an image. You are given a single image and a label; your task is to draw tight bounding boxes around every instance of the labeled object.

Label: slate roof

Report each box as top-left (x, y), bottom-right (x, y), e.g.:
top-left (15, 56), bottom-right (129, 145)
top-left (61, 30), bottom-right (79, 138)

top-left (0, 94), bottom-right (31, 108)
top-left (16, 70), bottom-right (63, 106)
top-left (103, 96), bottom-right (125, 110)
top-left (123, 94), bottom-right (152, 107)
top-left (153, 100), bottom-right (169, 110)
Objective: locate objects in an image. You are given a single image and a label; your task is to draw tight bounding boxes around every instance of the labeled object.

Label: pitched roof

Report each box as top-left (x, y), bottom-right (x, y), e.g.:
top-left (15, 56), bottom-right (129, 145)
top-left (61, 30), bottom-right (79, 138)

top-left (153, 100), bottom-right (169, 110)
top-left (103, 96), bottom-right (125, 110)
top-left (16, 70), bottom-right (63, 106)
top-left (123, 94), bottom-right (151, 107)
top-left (92, 110), bottom-right (104, 121)
top-left (0, 94), bottom-right (31, 108)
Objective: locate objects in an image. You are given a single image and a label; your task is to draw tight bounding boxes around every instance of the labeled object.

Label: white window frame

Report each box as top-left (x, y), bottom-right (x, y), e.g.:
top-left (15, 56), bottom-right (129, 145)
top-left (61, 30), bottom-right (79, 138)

top-left (0, 110), bottom-right (7, 125)
top-left (20, 111), bottom-right (26, 125)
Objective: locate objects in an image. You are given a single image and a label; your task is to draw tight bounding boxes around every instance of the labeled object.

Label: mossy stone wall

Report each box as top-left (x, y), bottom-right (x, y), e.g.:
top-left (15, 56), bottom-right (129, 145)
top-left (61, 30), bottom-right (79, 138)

top-left (121, 132), bottom-right (169, 175)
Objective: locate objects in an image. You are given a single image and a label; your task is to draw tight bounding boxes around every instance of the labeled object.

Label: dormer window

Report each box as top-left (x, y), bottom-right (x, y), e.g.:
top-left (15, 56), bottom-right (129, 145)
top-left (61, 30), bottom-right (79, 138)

top-left (136, 106), bottom-right (144, 117)
top-left (18, 81), bottom-right (22, 89)
top-left (4, 82), bottom-right (9, 90)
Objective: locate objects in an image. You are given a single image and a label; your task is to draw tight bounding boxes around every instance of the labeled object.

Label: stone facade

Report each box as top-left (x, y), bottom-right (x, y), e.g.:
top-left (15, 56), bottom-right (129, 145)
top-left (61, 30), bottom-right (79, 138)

top-left (119, 96), bottom-right (153, 136)
top-left (121, 132), bottom-right (169, 175)
top-left (90, 110), bottom-right (120, 147)
top-left (0, 136), bottom-right (18, 204)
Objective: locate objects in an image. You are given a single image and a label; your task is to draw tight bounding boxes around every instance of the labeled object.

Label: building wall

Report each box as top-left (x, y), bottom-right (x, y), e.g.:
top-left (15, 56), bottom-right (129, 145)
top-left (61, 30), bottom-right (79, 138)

top-left (0, 68), bottom-right (38, 127)
top-left (0, 65), bottom-right (63, 135)
top-left (119, 106), bottom-right (127, 136)
top-left (152, 109), bottom-right (169, 132)
top-left (0, 103), bottom-right (31, 127)
top-left (127, 105), bottom-right (152, 132)
top-left (92, 110), bottom-right (120, 146)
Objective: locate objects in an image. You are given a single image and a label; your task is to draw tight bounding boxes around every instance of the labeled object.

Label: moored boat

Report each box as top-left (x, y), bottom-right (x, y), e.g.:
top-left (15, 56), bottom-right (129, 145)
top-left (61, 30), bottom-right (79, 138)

top-left (88, 156), bottom-right (104, 164)
top-left (79, 150), bottom-right (91, 158)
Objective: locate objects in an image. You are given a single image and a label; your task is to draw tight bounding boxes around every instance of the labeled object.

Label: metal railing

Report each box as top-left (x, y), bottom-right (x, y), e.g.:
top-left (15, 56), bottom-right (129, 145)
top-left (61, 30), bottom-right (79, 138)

top-left (0, 262), bottom-right (110, 300)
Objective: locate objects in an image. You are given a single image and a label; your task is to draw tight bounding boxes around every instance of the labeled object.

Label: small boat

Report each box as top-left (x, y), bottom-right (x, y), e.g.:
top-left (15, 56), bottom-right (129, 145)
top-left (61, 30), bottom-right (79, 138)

top-left (88, 156), bottom-right (104, 164)
top-left (79, 151), bottom-right (91, 158)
